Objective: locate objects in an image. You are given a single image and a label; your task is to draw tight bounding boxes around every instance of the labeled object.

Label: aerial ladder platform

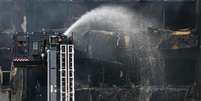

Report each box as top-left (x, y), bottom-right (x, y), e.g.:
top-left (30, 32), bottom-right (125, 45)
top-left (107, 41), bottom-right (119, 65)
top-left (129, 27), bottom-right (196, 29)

top-left (47, 44), bottom-right (75, 101)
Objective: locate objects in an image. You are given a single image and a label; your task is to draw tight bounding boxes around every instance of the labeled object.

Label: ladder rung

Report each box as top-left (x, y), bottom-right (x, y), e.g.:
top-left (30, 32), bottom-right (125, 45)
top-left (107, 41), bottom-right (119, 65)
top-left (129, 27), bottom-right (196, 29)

top-left (69, 92), bottom-right (75, 94)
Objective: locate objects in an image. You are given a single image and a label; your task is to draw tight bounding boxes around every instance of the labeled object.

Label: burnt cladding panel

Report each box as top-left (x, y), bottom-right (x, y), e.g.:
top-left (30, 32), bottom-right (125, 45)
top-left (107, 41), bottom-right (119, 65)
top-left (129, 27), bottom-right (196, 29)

top-left (27, 1), bottom-right (69, 31)
top-left (82, 30), bottom-right (119, 61)
top-left (65, 3), bottom-right (88, 27)
top-left (0, 2), bottom-right (14, 32)
top-left (0, 34), bottom-right (13, 70)
top-left (165, 57), bottom-right (196, 85)
top-left (165, 2), bottom-right (196, 29)
top-left (165, 49), bottom-right (199, 85)
top-left (130, 2), bottom-right (164, 26)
